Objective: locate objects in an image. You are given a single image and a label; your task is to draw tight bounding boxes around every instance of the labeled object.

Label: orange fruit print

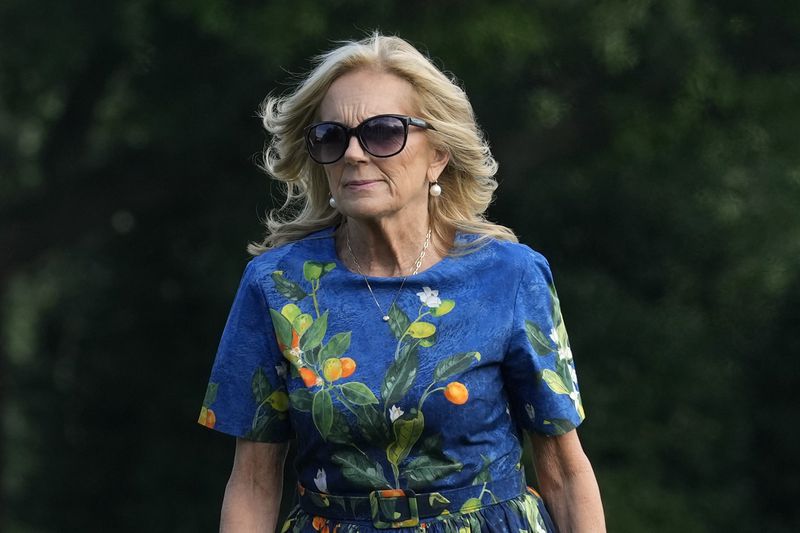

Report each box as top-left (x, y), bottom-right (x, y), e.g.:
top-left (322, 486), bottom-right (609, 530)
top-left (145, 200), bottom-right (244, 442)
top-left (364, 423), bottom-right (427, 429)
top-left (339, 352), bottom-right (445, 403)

top-left (198, 407), bottom-right (216, 428)
top-left (299, 368), bottom-right (318, 387)
top-left (339, 357), bottom-right (356, 377)
top-left (323, 358), bottom-right (342, 381)
top-left (444, 382), bottom-right (469, 404)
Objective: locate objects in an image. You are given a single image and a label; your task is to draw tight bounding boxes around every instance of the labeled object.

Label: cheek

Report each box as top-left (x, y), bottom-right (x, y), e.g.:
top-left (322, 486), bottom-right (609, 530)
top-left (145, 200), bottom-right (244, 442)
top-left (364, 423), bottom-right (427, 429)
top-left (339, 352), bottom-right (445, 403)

top-left (381, 160), bottom-right (425, 190)
top-left (392, 146), bottom-right (431, 177)
top-left (324, 165), bottom-right (344, 186)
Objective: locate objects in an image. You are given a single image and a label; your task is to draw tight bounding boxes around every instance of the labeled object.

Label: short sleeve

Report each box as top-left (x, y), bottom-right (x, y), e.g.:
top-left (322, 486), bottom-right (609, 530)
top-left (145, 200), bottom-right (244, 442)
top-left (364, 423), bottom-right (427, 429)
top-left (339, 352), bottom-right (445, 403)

top-left (197, 260), bottom-right (293, 442)
top-left (502, 250), bottom-right (585, 436)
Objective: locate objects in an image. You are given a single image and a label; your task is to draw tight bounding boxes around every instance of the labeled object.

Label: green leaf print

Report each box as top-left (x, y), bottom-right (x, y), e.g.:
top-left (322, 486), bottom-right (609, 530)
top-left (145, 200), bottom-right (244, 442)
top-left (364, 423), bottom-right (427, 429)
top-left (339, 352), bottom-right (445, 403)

top-left (460, 497), bottom-right (483, 513)
top-left (327, 409), bottom-right (353, 445)
top-left (308, 491), bottom-right (330, 508)
top-left (430, 299), bottom-right (455, 317)
top-left (433, 351), bottom-right (481, 382)
top-left (381, 343), bottom-right (418, 408)
top-left (289, 388), bottom-right (313, 412)
top-left (525, 320), bottom-right (555, 356)
top-left (332, 450), bottom-right (391, 488)
top-left (269, 308), bottom-right (293, 349)
top-left (300, 310), bottom-right (328, 351)
top-left (550, 284), bottom-right (570, 347)
top-left (328, 494), bottom-right (347, 511)
top-left (303, 261), bottom-right (324, 281)
top-left (340, 382), bottom-right (379, 405)
top-left (312, 388), bottom-right (333, 440)
top-left (323, 262), bottom-right (336, 274)
top-left (556, 358), bottom-right (575, 390)
top-left (421, 433), bottom-right (442, 450)
top-left (543, 418), bottom-right (578, 434)
top-left (304, 346), bottom-right (321, 367)
top-left (541, 369), bottom-right (571, 395)
top-left (251, 367), bottom-right (272, 403)
top-left (386, 410), bottom-right (425, 466)
top-left (387, 303), bottom-right (411, 341)
top-left (272, 271), bottom-right (307, 301)
top-left (427, 492), bottom-right (451, 510)
top-left (473, 454), bottom-right (492, 484)
top-left (319, 332), bottom-right (351, 361)
top-left (406, 322), bottom-right (436, 339)
top-left (353, 404), bottom-right (391, 447)
top-left (202, 383), bottom-right (218, 408)
top-left (419, 434), bottom-right (450, 462)
top-left (418, 332), bottom-right (437, 348)
top-left (555, 320), bottom-right (569, 351)
top-left (403, 455), bottom-right (463, 487)
top-left (249, 411), bottom-right (277, 440)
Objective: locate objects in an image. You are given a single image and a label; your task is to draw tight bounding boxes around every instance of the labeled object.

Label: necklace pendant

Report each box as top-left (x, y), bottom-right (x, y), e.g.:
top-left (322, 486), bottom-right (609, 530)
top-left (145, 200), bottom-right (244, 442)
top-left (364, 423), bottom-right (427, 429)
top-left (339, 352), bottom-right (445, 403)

top-left (382, 315), bottom-right (390, 322)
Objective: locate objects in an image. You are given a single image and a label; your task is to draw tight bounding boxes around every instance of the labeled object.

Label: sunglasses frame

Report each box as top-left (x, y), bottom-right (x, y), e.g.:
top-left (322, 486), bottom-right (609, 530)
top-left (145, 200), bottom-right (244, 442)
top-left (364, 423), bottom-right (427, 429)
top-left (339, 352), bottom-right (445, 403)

top-left (304, 114), bottom-right (435, 164)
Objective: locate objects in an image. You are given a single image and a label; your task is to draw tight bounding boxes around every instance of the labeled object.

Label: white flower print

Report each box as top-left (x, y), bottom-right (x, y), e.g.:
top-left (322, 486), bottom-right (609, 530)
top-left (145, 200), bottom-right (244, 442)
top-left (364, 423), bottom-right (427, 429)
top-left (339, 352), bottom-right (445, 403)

top-left (314, 468), bottom-right (327, 493)
top-left (551, 326), bottom-right (574, 362)
top-left (568, 364), bottom-right (578, 384)
top-left (416, 286), bottom-right (442, 308)
top-left (569, 390), bottom-right (581, 409)
top-left (275, 362), bottom-right (287, 378)
top-left (289, 346), bottom-right (303, 361)
top-left (389, 404), bottom-right (404, 422)
top-left (525, 403), bottom-right (536, 422)
top-left (558, 345), bottom-right (573, 362)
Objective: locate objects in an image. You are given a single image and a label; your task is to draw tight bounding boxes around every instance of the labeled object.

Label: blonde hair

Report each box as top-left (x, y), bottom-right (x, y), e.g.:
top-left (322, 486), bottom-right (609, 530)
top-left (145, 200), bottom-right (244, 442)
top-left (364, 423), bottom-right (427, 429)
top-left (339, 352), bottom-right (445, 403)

top-left (248, 32), bottom-right (518, 255)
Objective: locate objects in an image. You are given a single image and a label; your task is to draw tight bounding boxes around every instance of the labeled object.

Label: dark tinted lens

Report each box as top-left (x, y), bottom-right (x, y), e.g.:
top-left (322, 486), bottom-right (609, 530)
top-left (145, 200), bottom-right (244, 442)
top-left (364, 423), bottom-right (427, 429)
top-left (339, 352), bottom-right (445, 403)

top-left (307, 123), bottom-right (347, 163)
top-left (360, 116), bottom-right (406, 157)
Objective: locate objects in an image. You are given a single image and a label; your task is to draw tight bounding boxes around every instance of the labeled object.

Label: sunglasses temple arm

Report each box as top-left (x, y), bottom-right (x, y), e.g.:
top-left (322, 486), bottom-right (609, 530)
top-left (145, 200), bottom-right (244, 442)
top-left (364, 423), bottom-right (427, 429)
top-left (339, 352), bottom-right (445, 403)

top-left (408, 117), bottom-right (435, 131)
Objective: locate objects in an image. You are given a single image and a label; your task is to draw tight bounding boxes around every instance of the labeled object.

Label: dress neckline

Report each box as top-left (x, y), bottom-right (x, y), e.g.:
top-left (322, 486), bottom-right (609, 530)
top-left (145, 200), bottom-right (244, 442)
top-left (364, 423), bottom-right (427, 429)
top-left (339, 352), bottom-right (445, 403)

top-left (310, 226), bottom-right (455, 282)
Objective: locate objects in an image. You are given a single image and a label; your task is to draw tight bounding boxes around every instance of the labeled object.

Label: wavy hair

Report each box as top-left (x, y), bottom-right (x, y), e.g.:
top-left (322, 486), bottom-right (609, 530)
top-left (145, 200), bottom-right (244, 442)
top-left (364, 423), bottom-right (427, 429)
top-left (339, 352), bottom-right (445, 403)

top-left (248, 32), bottom-right (518, 255)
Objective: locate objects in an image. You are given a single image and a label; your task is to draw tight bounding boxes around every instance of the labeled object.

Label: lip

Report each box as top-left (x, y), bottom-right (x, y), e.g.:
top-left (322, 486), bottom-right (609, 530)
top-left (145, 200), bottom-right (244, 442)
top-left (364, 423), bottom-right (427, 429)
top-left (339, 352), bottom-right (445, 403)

top-left (343, 180), bottom-right (382, 190)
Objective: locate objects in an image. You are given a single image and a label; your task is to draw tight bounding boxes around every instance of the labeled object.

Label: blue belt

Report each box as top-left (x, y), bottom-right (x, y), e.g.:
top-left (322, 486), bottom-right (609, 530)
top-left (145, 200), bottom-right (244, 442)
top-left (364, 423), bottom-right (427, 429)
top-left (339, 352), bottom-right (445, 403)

top-left (297, 469), bottom-right (528, 529)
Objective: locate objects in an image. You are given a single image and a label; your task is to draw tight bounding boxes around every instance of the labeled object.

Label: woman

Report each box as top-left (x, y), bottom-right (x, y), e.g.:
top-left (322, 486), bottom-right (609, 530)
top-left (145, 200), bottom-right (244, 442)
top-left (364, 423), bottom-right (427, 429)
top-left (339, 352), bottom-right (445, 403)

top-left (199, 33), bottom-right (605, 532)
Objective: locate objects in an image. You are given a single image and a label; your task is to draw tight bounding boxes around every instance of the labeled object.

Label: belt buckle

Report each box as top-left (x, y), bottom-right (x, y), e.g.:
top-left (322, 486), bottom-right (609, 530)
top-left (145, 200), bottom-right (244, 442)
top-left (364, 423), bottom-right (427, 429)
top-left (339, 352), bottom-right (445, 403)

top-left (369, 488), bottom-right (419, 529)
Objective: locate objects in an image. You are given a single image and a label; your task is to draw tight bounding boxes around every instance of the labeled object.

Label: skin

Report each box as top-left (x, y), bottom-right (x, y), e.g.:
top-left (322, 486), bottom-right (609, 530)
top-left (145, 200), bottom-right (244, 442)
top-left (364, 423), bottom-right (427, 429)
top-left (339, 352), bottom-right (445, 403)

top-left (220, 439), bottom-right (287, 533)
top-left (317, 69), bottom-right (450, 277)
top-left (530, 430), bottom-right (606, 532)
top-left (220, 68), bottom-right (605, 532)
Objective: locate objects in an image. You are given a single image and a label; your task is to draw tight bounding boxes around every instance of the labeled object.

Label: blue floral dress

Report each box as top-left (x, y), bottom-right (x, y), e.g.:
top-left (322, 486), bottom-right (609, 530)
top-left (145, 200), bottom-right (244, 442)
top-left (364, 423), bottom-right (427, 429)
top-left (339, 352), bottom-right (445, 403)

top-left (199, 228), bottom-right (585, 533)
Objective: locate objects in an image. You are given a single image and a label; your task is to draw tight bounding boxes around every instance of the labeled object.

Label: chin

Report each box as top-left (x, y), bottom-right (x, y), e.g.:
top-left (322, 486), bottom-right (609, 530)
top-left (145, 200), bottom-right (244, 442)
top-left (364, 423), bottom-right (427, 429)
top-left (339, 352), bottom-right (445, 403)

top-left (339, 198), bottom-right (396, 221)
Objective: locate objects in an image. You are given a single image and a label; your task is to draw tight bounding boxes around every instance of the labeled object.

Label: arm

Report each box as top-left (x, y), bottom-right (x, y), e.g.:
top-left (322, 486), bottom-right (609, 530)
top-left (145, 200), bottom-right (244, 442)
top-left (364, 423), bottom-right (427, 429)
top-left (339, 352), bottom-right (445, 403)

top-left (220, 438), bottom-right (289, 533)
top-left (529, 429), bottom-right (605, 533)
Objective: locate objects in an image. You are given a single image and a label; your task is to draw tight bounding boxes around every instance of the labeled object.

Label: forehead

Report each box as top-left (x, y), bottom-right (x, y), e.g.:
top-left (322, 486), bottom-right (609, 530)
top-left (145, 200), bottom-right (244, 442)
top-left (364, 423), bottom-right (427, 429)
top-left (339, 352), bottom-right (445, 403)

top-left (318, 69), bottom-right (417, 123)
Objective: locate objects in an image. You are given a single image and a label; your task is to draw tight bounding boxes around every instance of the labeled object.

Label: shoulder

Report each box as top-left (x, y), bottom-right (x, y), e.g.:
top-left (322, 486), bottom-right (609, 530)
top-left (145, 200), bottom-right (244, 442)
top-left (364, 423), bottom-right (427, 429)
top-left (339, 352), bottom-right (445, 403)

top-left (247, 227), bottom-right (334, 282)
top-left (467, 237), bottom-right (554, 286)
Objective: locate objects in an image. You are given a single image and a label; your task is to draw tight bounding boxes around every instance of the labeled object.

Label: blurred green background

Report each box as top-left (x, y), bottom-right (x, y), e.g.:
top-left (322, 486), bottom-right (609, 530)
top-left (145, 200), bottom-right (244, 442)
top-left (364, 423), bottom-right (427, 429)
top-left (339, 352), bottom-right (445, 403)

top-left (2, 0), bottom-right (799, 531)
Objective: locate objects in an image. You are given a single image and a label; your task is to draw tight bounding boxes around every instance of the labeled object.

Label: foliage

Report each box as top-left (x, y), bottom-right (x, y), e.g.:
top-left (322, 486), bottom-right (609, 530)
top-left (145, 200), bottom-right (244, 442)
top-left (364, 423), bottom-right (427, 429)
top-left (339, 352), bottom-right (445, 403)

top-left (1, 0), bottom-right (799, 531)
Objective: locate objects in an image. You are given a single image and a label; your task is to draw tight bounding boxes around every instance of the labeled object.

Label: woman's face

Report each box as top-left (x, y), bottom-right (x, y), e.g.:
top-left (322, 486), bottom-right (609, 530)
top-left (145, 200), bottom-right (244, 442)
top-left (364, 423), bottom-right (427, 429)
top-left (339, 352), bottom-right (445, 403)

top-left (317, 69), bottom-right (448, 224)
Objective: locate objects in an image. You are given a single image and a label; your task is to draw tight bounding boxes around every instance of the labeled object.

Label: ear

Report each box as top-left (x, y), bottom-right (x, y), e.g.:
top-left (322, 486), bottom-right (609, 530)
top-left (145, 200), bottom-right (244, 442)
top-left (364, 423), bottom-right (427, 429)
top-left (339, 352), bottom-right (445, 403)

top-left (427, 148), bottom-right (450, 182)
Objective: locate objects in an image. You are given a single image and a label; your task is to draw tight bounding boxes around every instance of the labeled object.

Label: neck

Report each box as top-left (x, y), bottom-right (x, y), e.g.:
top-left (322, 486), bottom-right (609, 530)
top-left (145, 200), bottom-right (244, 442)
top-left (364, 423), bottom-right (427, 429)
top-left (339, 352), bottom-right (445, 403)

top-left (338, 218), bottom-right (443, 277)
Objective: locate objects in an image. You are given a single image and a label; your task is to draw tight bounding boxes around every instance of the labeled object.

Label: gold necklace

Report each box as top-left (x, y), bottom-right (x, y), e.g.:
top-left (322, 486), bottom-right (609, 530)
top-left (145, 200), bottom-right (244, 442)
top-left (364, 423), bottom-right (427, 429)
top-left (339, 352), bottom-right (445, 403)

top-left (345, 227), bottom-right (432, 322)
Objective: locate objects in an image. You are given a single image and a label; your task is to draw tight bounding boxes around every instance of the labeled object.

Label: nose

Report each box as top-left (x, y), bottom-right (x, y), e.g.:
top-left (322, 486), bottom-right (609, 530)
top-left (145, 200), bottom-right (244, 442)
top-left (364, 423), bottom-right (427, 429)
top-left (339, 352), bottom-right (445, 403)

top-left (342, 133), bottom-right (368, 163)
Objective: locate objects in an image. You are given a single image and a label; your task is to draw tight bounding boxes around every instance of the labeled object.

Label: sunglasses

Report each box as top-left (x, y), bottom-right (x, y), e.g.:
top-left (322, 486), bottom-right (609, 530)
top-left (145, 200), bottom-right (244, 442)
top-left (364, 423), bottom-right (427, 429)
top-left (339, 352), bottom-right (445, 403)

top-left (304, 114), bottom-right (435, 164)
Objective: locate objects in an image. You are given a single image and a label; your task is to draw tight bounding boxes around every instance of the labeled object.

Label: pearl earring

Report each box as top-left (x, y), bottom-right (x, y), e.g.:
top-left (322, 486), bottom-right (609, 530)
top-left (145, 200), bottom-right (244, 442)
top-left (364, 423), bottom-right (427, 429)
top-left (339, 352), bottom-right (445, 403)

top-left (329, 195), bottom-right (337, 208)
top-left (429, 182), bottom-right (442, 197)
